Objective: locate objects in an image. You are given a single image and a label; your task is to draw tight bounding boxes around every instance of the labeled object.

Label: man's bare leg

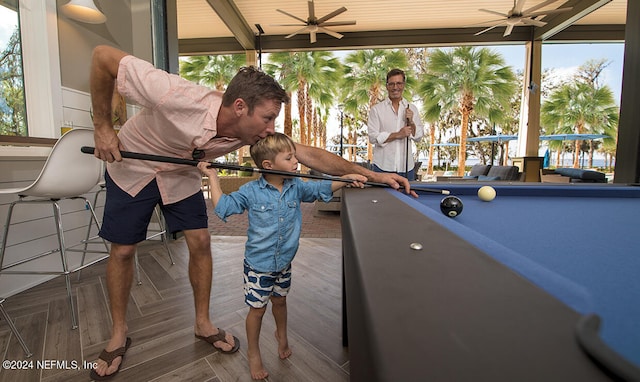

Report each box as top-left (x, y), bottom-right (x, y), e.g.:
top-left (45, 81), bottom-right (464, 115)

top-left (184, 228), bottom-right (236, 351)
top-left (92, 243), bottom-right (136, 378)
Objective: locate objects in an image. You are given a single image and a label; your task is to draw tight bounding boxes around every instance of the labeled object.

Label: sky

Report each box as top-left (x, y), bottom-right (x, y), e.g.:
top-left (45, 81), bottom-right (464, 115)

top-left (0, 6), bottom-right (15, 43)
top-left (493, 42), bottom-right (625, 101)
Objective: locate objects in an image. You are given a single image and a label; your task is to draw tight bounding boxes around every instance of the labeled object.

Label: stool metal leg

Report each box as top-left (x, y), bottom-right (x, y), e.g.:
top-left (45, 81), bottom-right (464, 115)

top-left (154, 207), bottom-right (175, 265)
top-left (78, 186), bottom-right (109, 281)
top-left (0, 201), bottom-right (17, 270)
top-left (0, 300), bottom-right (32, 357)
top-left (52, 201), bottom-right (78, 330)
top-left (1, 198), bottom-right (107, 329)
top-left (134, 251), bottom-right (142, 285)
top-left (0, 205), bottom-right (32, 357)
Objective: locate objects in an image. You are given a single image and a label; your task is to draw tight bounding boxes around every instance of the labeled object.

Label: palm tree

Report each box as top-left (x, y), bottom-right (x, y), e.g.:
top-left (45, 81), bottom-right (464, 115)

top-left (575, 58), bottom-right (618, 168)
top-left (305, 52), bottom-right (342, 147)
top-left (179, 54), bottom-right (245, 90)
top-left (420, 69), bottom-right (446, 174)
top-left (418, 47), bottom-right (516, 175)
top-left (264, 53), bottom-right (297, 137)
top-left (179, 54), bottom-right (246, 162)
top-left (541, 82), bottom-right (618, 168)
top-left (342, 49), bottom-right (409, 161)
top-left (265, 51), bottom-right (340, 146)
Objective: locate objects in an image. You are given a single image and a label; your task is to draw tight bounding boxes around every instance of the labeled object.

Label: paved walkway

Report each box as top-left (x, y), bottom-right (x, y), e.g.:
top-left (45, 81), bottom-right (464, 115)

top-left (206, 199), bottom-right (342, 238)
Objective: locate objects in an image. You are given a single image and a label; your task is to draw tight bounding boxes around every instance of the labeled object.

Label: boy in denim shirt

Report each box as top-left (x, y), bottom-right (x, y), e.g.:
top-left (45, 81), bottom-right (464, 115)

top-left (198, 133), bottom-right (365, 379)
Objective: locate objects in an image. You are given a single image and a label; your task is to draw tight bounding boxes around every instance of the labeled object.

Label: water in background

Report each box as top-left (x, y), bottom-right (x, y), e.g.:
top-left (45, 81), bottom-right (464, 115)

top-left (419, 157), bottom-right (612, 169)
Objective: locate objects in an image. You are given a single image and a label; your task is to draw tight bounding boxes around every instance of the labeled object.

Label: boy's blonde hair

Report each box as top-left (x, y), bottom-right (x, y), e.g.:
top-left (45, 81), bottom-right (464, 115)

top-left (249, 133), bottom-right (296, 169)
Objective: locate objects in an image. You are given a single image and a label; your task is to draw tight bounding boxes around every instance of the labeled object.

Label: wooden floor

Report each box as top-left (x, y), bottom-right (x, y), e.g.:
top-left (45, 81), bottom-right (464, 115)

top-left (0, 228), bottom-right (349, 381)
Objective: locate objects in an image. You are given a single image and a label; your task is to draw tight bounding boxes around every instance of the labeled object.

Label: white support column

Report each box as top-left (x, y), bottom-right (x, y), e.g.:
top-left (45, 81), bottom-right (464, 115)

top-left (245, 50), bottom-right (258, 67)
top-left (516, 40), bottom-right (542, 157)
top-left (20, 0), bottom-right (63, 138)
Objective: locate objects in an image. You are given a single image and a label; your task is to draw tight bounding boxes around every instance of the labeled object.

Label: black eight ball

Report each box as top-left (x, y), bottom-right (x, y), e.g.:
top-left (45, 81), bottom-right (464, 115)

top-left (440, 196), bottom-right (463, 218)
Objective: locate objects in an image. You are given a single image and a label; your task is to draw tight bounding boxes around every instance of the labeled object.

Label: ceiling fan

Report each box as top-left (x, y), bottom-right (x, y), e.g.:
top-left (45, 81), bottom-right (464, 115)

top-left (272, 0), bottom-right (356, 43)
top-left (472, 0), bottom-right (573, 37)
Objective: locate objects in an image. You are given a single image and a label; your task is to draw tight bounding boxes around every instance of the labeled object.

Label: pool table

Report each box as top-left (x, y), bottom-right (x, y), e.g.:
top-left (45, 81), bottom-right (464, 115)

top-left (341, 183), bottom-right (640, 382)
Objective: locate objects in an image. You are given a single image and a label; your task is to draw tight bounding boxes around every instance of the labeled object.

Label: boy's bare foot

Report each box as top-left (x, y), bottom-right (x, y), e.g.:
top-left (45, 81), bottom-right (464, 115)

top-left (275, 330), bottom-right (292, 359)
top-left (248, 351), bottom-right (269, 380)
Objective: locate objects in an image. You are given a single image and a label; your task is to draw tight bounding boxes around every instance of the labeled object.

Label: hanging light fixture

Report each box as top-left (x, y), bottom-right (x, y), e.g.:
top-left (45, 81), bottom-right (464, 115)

top-left (61, 0), bottom-right (106, 24)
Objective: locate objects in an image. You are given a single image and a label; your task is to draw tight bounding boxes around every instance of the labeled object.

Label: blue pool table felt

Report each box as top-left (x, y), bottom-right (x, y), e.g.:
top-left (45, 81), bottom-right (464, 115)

top-left (391, 184), bottom-right (640, 368)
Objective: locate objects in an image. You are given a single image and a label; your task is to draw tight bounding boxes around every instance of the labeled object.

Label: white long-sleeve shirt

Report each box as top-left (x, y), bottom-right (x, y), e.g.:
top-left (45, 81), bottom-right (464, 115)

top-left (367, 98), bottom-right (424, 172)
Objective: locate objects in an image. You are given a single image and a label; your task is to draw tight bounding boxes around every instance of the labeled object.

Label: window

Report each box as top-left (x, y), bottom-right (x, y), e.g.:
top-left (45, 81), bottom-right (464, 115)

top-left (0, 0), bottom-right (26, 136)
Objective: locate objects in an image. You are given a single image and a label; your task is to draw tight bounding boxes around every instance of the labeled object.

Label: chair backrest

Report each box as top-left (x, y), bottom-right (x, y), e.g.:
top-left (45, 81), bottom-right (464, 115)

top-left (469, 164), bottom-right (491, 177)
top-left (21, 128), bottom-right (102, 198)
top-left (486, 165), bottom-right (520, 181)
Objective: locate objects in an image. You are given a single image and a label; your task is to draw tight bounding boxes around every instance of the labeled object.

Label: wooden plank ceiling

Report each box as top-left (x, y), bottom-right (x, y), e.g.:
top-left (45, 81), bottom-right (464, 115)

top-left (176, 0), bottom-right (627, 54)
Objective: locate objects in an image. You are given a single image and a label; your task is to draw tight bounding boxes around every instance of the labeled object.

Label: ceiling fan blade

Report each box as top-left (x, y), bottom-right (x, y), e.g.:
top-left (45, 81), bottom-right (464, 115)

top-left (271, 23), bottom-right (308, 27)
top-left (525, 7), bottom-right (573, 17)
top-left (503, 24), bottom-right (515, 36)
top-left (523, 0), bottom-right (561, 14)
top-left (320, 20), bottom-right (356, 27)
top-left (513, 0), bottom-right (528, 14)
top-left (474, 23), bottom-right (504, 36)
top-left (317, 26), bottom-right (343, 39)
top-left (478, 8), bottom-right (508, 18)
top-left (316, 7), bottom-right (347, 24)
top-left (466, 18), bottom-right (510, 27)
top-left (520, 18), bottom-right (546, 27)
top-left (308, 0), bottom-right (315, 21)
top-left (277, 9), bottom-right (308, 24)
top-left (285, 26), bottom-right (311, 39)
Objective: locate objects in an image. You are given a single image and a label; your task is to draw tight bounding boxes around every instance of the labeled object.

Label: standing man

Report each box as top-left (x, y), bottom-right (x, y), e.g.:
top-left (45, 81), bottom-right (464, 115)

top-left (367, 68), bottom-right (424, 181)
top-left (88, 45), bottom-right (413, 380)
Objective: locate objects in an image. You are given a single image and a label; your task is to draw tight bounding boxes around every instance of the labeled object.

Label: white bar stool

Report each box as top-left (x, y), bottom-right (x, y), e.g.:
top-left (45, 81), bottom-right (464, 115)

top-left (0, 129), bottom-right (107, 331)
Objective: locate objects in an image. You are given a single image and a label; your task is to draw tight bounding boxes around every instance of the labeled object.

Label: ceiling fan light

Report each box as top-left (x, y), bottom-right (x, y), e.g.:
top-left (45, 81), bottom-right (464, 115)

top-left (61, 0), bottom-right (106, 24)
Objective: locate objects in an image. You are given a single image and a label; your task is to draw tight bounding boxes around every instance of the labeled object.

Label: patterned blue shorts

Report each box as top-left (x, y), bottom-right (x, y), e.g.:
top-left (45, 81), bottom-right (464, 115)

top-left (243, 260), bottom-right (292, 308)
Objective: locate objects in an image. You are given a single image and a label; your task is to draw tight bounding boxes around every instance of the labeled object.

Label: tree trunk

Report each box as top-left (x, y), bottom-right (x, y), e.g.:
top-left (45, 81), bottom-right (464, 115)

top-left (297, 85), bottom-right (306, 144)
top-left (306, 90), bottom-right (313, 146)
top-left (284, 93), bottom-right (293, 137)
top-left (573, 140), bottom-right (580, 168)
top-left (427, 124), bottom-right (435, 175)
top-left (457, 110), bottom-right (470, 176)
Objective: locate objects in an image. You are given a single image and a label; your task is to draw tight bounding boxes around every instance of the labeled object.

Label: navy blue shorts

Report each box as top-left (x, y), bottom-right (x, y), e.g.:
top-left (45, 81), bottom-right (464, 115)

top-left (99, 170), bottom-right (208, 245)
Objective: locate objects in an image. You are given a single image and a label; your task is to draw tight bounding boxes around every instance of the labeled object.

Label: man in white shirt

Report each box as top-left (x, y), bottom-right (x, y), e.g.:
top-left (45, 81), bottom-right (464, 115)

top-left (367, 68), bottom-right (424, 180)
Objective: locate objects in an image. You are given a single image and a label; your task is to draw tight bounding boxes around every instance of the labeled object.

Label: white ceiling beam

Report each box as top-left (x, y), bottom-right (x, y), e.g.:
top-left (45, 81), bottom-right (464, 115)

top-left (534, 0), bottom-right (613, 40)
top-left (205, 0), bottom-right (255, 50)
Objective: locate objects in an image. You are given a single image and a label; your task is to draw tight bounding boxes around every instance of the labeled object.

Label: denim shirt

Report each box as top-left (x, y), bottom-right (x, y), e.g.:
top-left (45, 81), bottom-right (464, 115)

top-left (215, 176), bottom-right (334, 272)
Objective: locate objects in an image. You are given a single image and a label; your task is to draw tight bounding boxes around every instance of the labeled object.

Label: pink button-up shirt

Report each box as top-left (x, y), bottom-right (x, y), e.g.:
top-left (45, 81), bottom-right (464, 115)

top-left (107, 55), bottom-right (244, 205)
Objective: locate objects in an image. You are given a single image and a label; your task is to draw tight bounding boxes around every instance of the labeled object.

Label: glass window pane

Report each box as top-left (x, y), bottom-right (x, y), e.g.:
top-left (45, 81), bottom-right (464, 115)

top-left (0, 0), bottom-right (27, 136)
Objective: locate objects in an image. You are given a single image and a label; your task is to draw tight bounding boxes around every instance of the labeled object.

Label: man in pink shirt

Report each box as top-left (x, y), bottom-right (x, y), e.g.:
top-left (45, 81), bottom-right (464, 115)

top-left (88, 44), bottom-right (412, 380)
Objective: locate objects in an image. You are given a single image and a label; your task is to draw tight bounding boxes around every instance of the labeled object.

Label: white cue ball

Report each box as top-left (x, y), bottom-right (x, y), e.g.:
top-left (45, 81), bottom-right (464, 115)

top-left (477, 186), bottom-right (496, 202)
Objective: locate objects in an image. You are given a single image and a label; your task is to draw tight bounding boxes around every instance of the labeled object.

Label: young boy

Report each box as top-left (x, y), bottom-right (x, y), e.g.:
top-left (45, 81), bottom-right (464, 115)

top-left (197, 133), bottom-right (366, 380)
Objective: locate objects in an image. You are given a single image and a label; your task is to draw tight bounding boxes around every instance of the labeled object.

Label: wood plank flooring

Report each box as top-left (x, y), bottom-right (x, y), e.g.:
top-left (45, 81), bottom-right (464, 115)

top-left (0, 204), bottom-right (348, 381)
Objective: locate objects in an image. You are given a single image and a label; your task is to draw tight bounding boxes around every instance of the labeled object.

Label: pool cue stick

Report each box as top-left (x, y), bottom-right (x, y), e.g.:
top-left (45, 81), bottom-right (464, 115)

top-left (405, 104), bottom-right (410, 180)
top-left (81, 147), bottom-right (450, 195)
top-left (207, 162), bottom-right (448, 194)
